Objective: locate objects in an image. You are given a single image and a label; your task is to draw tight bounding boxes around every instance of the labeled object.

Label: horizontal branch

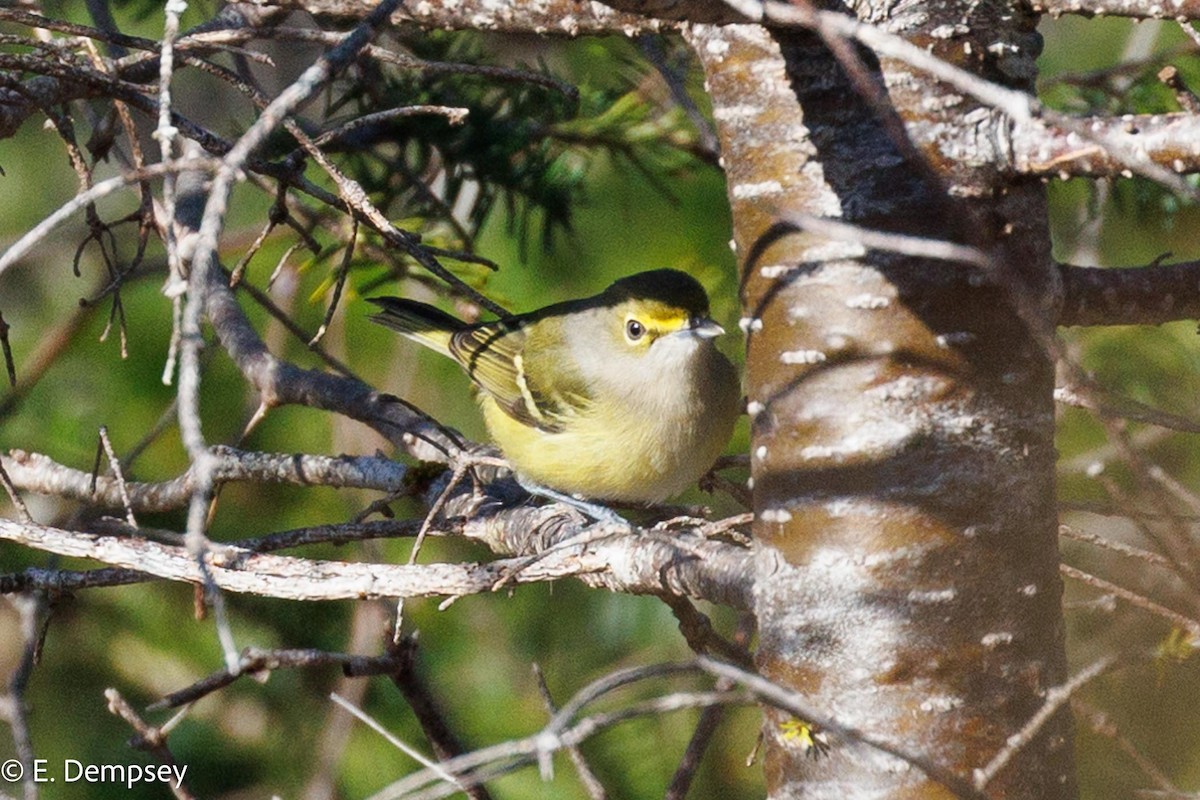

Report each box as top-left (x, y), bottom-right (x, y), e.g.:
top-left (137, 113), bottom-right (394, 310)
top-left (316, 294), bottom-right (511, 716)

top-left (0, 511), bottom-right (753, 607)
top-left (254, 0), bottom-right (698, 32)
top-left (2, 446), bottom-right (407, 513)
top-left (1057, 260), bottom-right (1200, 326)
top-left (1012, 113), bottom-right (1200, 179)
top-left (0, 517), bottom-right (520, 600)
top-left (1030, 0), bottom-right (1200, 20)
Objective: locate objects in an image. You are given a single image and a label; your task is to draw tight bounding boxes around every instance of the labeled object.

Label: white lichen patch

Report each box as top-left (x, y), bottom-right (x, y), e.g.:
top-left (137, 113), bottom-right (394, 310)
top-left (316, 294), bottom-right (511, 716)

top-left (907, 588), bottom-right (958, 604)
top-left (865, 374), bottom-right (941, 401)
top-left (981, 631), bottom-right (1015, 648)
top-left (935, 331), bottom-right (976, 348)
top-left (919, 694), bottom-right (963, 713)
top-left (760, 507), bottom-right (793, 523)
top-left (780, 349), bottom-right (827, 365)
top-left (930, 23), bottom-right (970, 37)
top-left (760, 264), bottom-right (795, 279)
top-left (713, 104), bottom-right (762, 121)
top-left (732, 180), bottom-right (784, 199)
top-left (845, 293), bottom-right (891, 309)
top-left (738, 317), bottom-right (764, 333)
top-left (705, 38), bottom-right (730, 57)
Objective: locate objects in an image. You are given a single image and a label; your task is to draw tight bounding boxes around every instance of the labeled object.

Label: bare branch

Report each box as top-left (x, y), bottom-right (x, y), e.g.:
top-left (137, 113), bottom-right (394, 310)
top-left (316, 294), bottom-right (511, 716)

top-left (531, 664), bottom-right (606, 799)
top-left (696, 657), bottom-right (991, 800)
top-left (2, 446), bottom-right (408, 514)
top-left (2, 592), bottom-right (50, 800)
top-left (664, 614), bottom-right (752, 800)
top-left (1014, 112), bottom-right (1200, 180)
top-left (0, 160), bottom-right (219, 278)
top-left (0, 512), bottom-right (752, 607)
top-left (0, 311), bottom-right (13, 388)
top-left (151, 646), bottom-right (405, 709)
top-left (974, 657), bottom-right (1116, 791)
top-left (387, 638), bottom-right (496, 800)
top-left (1032, 0), bottom-right (1200, 21)
top-left (1060, 563), bottom-right (1200, 639)
top-left (95, 426), bottom-right (137, 527)
top-left (0, 460), bottom-right (31, 524)
top-left (254, 0), bottom-right (691, 33)
top-left (1059, 524), bottom-right (1174, 570)
top-left (368, 661), bottom-right (744, 800)
top-left (1053, 384), bottom-right (1200, 435)
top-left (104, 689), bottom-right (195, 800)
top-left (1058, 260), bottom-right (1200, 327)
top-left (1073, 699), bottom-right (1185, 797)
top-left (332, 692), bottom-right (473, 795)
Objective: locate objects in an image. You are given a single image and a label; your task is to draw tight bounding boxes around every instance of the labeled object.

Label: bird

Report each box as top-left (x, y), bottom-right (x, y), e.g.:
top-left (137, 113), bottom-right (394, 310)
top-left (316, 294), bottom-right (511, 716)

top-left (369, 269), bottom-right (740, 519)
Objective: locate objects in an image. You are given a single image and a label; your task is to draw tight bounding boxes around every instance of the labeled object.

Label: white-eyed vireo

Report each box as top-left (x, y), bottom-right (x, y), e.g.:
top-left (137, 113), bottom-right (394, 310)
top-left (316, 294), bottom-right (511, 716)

top-left (369, 270), bottom-right (740, 512)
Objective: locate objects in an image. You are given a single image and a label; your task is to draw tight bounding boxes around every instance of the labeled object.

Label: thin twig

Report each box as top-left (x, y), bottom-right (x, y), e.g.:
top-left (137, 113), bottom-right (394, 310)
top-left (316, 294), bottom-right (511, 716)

top-left (152, 647), bottom-right (404, 710)
top-left (0, 311), bottom-right (15, 387)
top-left (395, 459), bottom-right (471, 640)
top-left (696, 657), bottom-right (991, 800)
top-left (104, 689), bottom-right (195, 800)
top-left (4, 592), bottom-right (50, 800)
top-left (1073, 698), bottom-right (1183, 797)
top-left (0, 460), bottom-right (32, 523)
top-left (1060, 563), bottom-right (1200, 639)
top-left (1058, 524), bottom-right (1173, 569)
top-left (386, 637), bottom-right (495, 800)
top-left (532, 664), bottom-right (607, 798)
top-left (331, 692), bottom-right (479, 795)
top-left (96, 425), bottom-right (137, 527)
top-left (367, 662), bottom-right (734, 800)
top-left (660, 595), bottom-right (753, 668)
top-left (0, 160), bottom-right (219, 278)
top-left (665, 613), bottom-right (754, 799)
top-left (973, 657), bottom-right (1116, 790)
top-left (311, 217), bottom-right (358, 346)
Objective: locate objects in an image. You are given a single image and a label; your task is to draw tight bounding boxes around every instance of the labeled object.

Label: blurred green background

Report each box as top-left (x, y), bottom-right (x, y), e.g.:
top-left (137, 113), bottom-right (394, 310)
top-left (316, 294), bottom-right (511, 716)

top-left (1, 3), bottom-right (1200, 798)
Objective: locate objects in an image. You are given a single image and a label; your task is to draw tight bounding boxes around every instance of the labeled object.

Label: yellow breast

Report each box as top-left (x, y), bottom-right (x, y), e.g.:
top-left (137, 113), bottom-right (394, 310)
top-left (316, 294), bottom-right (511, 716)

top-left (479, 371), bottom-right (738, 504)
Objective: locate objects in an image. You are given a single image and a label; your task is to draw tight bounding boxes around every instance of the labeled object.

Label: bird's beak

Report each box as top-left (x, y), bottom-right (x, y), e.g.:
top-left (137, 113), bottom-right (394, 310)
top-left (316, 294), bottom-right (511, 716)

top-left (688, 316), bottom-right (725, 339)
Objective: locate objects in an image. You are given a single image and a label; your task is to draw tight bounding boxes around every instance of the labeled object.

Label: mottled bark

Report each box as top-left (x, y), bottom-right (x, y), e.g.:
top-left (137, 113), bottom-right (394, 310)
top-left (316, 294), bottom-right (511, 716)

top-left (686, 8), bottom-right (1074, 799)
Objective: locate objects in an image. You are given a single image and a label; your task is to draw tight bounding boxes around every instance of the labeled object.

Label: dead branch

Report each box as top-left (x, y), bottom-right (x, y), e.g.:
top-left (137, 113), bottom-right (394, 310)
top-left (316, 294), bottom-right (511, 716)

top-left (1, 446), bottom-right (408, 513)
top-left (0, 512), bottom-right (753, 608)
top-left (1058, 260), bottom-right (1200, 327)
top-left (1032, 0), bottom-right (1200, 20)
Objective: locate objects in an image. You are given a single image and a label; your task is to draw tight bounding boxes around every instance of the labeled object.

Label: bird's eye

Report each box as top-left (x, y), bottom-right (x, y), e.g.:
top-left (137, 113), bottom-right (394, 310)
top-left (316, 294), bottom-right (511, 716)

top-left (625, 319), bottom-right (646, 341)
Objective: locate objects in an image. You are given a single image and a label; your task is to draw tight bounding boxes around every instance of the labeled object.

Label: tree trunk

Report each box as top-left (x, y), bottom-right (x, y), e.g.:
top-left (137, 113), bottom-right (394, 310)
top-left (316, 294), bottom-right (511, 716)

top-left (687, 7), bottom-right (1075, 798)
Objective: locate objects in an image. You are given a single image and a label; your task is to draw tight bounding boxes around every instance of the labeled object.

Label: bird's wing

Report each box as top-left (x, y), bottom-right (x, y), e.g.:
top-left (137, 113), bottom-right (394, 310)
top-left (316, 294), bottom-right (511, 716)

top-left (450, 321), bottom-right (591, 433)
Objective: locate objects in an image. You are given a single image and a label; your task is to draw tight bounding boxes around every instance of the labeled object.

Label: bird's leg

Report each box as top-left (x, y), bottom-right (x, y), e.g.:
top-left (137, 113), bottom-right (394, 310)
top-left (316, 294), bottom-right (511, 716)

top-left (515, 476), bottom-right (627, 525)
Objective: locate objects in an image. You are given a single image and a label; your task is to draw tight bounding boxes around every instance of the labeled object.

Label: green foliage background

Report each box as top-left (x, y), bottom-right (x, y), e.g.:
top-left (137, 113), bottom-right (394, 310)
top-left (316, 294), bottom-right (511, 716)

top-left (1, 5), bottom-right (1199, 799)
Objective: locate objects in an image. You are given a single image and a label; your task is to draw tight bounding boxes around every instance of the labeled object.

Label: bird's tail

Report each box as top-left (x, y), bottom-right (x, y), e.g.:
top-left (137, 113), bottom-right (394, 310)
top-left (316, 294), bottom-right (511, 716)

top-left (367, 297), bottom-right (464, 358)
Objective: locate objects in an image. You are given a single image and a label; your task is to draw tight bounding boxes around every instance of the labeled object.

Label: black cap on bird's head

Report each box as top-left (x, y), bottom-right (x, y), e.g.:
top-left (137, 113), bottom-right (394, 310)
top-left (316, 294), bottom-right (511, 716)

top-left (604, 269), bottom-right (711, 318)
